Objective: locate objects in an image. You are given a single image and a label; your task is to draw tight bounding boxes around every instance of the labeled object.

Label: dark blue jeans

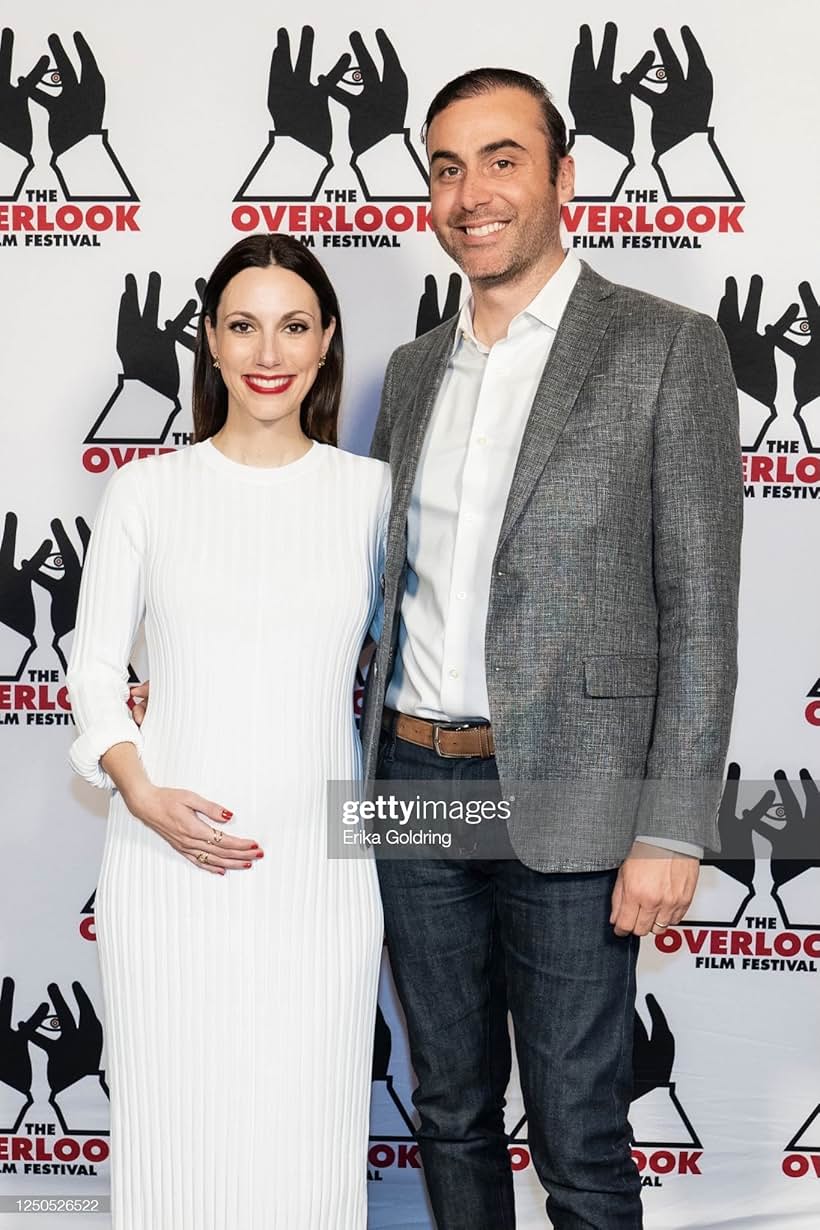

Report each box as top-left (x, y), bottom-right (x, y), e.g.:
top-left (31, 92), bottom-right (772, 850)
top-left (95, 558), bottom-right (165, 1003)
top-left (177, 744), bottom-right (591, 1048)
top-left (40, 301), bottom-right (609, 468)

top-left (376, 729), bottom-right (642, 1229)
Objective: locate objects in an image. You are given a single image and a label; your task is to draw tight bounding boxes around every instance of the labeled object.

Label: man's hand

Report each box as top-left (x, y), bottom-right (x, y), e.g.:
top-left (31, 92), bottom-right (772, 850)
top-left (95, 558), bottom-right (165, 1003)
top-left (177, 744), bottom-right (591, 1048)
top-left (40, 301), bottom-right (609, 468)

top-left (569, 22), bottom-right (652, 157)
top-left (610, 841), bottom-right (700, 936)
top-left (127, 679), bottom-right (148, 726)
top-left (27, 32), bottom-right (105, 157)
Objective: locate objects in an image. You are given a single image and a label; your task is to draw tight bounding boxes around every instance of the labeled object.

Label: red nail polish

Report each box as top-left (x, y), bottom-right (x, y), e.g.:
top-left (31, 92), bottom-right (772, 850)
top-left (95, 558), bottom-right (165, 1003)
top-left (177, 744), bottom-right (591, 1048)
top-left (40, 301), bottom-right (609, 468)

top-left (250, 842), bottom-right (259, 849)
top-left (256, 850), bottom-right (264, 859)
top-left (244, 861), bottom-right (252, 868)
top-left (221, 809), bottom-right (233, 820)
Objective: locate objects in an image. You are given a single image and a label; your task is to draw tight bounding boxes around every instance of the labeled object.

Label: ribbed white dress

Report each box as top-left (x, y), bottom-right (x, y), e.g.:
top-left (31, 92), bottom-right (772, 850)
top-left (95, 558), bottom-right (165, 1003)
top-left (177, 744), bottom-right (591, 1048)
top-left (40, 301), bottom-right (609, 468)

top-left (67, 440), bottom-right (390, 1230)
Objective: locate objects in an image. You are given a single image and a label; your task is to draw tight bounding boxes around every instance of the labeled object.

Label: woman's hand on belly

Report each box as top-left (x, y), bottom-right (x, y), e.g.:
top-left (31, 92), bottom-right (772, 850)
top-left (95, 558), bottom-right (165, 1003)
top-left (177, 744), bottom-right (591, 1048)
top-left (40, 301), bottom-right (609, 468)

top-left (125, 784), bottom-right (263, 875)
top-left (101, 742), bottom-right (263, 874)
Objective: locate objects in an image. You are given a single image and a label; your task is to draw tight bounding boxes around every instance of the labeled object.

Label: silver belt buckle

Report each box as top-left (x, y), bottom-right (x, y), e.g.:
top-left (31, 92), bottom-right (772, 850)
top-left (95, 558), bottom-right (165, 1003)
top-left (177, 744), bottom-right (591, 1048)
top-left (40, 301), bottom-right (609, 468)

top-left (432, 722), bottom-right (470, 758)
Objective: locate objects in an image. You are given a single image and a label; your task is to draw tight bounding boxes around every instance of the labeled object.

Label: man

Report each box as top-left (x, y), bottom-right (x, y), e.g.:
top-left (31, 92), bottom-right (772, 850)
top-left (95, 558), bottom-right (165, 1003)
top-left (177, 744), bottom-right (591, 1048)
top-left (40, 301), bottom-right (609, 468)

top-left (359, 68), bottom-right (742, 1228)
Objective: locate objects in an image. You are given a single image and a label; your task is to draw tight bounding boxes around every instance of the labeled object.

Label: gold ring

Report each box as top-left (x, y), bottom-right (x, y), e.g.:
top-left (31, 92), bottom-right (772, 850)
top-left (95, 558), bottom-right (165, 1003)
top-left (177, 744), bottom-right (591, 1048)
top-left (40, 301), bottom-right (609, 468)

top-left (196, 851), bottom-right (210, 864)
top-left (652, 922), bottom-right (669, 931)
top-left (206, 830), bottom-right (223, 845)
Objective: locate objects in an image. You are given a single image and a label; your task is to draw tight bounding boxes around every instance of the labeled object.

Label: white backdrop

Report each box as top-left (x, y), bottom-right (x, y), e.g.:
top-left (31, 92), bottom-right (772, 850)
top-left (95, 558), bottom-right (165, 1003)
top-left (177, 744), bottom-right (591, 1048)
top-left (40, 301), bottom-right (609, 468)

top-left (1, 1), bottom-right (819, 1226)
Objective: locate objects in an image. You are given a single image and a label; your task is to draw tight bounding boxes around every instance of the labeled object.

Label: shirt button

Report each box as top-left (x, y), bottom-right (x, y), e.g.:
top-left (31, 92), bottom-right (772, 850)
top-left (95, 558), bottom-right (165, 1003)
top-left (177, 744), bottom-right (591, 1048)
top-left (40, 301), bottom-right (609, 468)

top-left (477, 435), bottom-right (488, 446)
top-left (457, 591), bottom-right (467, 600)
top-left (449, 668), bottom-right (459, 679)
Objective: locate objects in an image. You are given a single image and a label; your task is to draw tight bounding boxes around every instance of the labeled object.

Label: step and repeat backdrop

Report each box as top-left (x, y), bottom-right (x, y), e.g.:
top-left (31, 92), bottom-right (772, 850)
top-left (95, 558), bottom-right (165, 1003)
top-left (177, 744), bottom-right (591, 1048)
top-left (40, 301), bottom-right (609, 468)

top-left (1, 0), bottom-right (819, 1226)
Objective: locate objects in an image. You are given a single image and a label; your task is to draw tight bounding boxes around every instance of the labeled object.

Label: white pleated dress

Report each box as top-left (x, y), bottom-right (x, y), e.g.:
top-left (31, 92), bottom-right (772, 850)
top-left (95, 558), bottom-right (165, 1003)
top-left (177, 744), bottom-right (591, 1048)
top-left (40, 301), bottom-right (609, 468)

top-left (67, 440), bottom-right (389, 1230)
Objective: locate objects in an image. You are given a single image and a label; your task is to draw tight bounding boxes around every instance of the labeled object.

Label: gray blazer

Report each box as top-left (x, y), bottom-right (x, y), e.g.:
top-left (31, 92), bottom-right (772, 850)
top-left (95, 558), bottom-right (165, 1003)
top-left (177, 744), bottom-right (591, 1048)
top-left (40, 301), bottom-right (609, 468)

top-left (362, 261), bottom-right (742, 871)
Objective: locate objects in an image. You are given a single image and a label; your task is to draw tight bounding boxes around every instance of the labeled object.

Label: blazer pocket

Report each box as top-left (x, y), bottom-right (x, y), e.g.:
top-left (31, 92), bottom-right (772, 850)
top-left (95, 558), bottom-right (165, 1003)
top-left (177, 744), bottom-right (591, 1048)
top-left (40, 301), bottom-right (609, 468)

top-left (584, 654), bottom-right (658, 697)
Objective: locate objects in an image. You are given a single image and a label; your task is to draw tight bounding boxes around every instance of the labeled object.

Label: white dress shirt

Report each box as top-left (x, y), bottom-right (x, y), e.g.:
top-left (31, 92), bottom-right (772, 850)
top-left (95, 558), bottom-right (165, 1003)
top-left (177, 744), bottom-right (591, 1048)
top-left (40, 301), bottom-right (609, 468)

top-left (388, 251), bottom-right (582, 720)
top-left (386, 250), bottom-right (702, 859)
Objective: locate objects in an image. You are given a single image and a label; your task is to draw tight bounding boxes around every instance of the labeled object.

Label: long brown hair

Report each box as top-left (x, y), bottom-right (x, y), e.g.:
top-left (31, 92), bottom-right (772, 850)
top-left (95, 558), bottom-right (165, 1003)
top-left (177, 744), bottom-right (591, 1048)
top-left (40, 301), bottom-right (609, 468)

top-left (193, 233), bottom-right (343, 445)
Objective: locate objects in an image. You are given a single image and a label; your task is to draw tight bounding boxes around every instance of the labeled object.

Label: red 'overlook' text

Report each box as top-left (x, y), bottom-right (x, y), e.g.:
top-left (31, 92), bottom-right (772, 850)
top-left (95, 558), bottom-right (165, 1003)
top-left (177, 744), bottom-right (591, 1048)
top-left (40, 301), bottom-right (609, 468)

top-left (0, 205), bottom-right (139, 232)
top-left (232, 204), bottom-right (432, 233)
top-left (562, 204), bottom-right (744, 234)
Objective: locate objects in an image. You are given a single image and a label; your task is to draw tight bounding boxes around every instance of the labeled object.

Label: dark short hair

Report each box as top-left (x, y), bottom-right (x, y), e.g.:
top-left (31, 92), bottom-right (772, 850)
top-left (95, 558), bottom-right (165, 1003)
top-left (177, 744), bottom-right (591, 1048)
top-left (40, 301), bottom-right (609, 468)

top-left (424, 68), bottom-right (568, 184)
top-left (193, 233), bottom-right (342, 446)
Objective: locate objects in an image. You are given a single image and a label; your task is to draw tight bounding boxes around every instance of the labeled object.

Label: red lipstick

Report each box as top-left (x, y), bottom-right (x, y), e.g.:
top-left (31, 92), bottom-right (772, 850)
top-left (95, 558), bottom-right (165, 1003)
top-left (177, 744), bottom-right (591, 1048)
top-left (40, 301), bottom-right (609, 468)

top-left (242, 374), bottom-right (296, 395)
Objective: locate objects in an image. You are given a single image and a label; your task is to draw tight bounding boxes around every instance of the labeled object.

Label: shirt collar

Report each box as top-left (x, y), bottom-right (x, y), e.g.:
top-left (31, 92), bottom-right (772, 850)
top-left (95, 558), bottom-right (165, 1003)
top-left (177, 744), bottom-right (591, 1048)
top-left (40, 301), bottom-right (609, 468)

top-left (453, 250), bottom-right (582, 354)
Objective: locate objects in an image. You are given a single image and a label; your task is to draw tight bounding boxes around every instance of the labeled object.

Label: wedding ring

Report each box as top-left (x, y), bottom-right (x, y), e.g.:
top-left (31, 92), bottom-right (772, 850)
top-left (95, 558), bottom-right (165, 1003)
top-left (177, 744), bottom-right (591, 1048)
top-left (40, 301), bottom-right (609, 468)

top-left (197, 851), bottom-right (210, 864)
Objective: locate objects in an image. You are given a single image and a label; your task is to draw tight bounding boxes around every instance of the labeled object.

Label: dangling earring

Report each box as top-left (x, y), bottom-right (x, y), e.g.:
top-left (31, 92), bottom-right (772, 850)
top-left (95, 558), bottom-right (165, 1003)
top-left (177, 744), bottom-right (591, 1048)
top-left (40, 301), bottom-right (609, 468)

top-left (318, 354), bottom-right (326, 368)
top-left (213, 357), bottom-right (220, 370)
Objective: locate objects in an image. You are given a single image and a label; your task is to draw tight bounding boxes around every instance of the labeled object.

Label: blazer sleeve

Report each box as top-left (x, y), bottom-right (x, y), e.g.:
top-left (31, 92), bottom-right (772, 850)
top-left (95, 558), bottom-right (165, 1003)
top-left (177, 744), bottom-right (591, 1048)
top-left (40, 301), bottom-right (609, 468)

top-left (66, 464), bottom-right (147, 790)
top-left (638, 313), bottom-right (743, 848)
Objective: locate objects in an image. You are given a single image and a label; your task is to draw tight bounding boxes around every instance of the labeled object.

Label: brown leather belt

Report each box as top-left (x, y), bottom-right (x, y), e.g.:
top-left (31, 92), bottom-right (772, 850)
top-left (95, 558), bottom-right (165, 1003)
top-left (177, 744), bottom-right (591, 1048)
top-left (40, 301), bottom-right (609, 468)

top-left (383, 709), bottom-right (495, 759)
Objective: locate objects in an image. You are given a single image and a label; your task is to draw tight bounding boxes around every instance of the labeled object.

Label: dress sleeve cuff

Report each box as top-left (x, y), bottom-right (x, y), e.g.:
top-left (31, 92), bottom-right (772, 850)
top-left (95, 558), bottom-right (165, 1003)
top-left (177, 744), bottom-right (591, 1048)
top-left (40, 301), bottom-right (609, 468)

top-left (68, 719), bottom-right (144, 790)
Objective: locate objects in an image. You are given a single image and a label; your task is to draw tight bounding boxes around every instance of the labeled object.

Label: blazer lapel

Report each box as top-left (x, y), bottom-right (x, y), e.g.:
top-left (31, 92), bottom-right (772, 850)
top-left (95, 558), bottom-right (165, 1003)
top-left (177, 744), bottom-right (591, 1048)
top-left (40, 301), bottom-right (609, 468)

top-left (497, 263), bottom-right (616, 551)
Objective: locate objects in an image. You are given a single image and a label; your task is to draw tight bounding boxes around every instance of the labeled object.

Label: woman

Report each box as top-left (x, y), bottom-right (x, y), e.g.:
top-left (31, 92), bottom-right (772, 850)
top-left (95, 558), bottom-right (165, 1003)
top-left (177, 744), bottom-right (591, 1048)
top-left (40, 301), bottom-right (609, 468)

top-left (67, 234), bottom-right (390, 1229)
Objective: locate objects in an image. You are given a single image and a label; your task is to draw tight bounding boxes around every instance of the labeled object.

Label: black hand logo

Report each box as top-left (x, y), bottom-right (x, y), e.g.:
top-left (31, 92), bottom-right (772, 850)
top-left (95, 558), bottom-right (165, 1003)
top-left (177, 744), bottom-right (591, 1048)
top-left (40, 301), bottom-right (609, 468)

top-left (322, 30), bottom-right (419, 158)
top-left (623, 26), bottom-right (712, 156)
top-left (0, 27), bottom-right (47, 162)
top-left (27, 981), bottom-right (104, 1097)
top-left (769, 281), bottom-right (820, 452)
top-left (752, 769), bottom-right (820, 889)
top-left (266, 26), bottom-right (347, 157)
top-left (372, 1003), bottom-right (392, 1080)
top-left (717, 275), bottom-right (799, 450)
top-left (30, 517), bottom-right (90, 673)
top-left (0, 977), bottom-right (49, 1100)
top-left (0, 512), bottom-right (52, 682)
top-left (569, 23), bottom-right (653, 158)
top-left (632, 993), bottom-right (674, 1100)
top-left (27, 32), bottom-right (104, 157)
top-left (415, 273), bottom-right (462, 339)
top-left (117, 272), bottom-right (189, 401)
top-left (165, 277), bottom-right (207, 354)
top-left (701, 762), bottom-right (774, 888)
